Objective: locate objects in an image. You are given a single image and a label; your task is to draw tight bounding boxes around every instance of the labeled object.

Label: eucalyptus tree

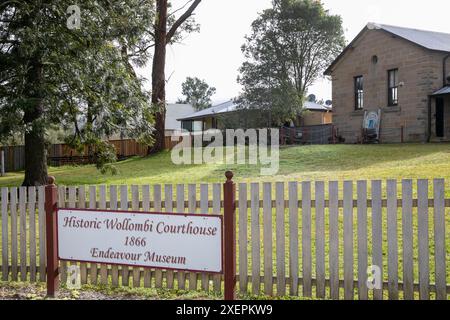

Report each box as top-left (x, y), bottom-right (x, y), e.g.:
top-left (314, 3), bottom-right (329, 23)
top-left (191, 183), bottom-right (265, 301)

top-left (237, 0), bottom-right (345, 126)
top-left (177, 76), bottom-right (216, 111)
top-left (150, 0), bottom-right (202, 152)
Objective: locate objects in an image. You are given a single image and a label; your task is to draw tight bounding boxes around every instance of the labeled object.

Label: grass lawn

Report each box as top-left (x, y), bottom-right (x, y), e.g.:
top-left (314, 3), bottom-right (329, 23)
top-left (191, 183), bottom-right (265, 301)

top-left (1, 143), bottom-right (450, 189)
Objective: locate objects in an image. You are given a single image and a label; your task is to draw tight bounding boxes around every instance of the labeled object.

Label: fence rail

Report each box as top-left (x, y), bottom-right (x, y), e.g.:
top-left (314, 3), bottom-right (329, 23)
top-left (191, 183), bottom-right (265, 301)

top-left (0, 139), bottom-right (149, 172)
top-left (0, 179), bottom-right (449, 300)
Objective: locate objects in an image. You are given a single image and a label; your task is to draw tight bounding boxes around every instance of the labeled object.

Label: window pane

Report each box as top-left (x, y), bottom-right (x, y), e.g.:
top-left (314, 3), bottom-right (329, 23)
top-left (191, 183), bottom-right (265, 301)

top-left (355, 76), bottom-right (364, 109)
top-left (389, 69), bottom-right (398, 88)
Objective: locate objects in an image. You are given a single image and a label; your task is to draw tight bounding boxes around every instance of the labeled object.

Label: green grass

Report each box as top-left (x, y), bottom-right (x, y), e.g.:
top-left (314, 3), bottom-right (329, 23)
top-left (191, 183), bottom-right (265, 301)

top-left (1, 143), bottom-right (450, 188)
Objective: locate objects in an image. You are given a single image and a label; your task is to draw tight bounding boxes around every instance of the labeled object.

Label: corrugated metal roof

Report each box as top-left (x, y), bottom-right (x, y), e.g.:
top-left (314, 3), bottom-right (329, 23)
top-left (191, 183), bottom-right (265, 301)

top-left (177, 100), bottom-right (239, 121)
top-left (432, 86), bottom-right (450, 96)
top-left (178, 100), bottom-right (331, 121)
top-left (375, 23), bottom-right (450, 52)
top-left (325, 23), bottom-right (450, 75)
top-left (304, 101), bottom-right (332, 112)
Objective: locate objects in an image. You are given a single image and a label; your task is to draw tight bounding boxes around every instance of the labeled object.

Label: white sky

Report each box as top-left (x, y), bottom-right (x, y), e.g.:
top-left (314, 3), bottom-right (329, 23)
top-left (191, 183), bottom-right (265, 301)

top-left (138, 0), bottom-right (450, 104)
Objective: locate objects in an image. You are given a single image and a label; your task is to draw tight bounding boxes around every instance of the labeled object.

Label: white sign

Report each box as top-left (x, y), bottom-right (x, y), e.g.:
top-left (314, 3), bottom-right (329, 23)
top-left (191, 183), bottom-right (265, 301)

top-left (57, 209), bottom-right (223, 273)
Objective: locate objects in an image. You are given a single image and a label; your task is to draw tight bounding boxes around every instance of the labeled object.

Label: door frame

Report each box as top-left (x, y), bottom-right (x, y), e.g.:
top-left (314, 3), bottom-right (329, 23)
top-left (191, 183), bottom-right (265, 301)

top-left (436, 97), bottom-right (445, 138)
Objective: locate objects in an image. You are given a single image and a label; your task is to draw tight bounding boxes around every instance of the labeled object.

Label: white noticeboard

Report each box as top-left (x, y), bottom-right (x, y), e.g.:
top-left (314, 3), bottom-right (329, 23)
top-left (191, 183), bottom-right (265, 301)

top-left (57, 209), bottom-right (223, 273)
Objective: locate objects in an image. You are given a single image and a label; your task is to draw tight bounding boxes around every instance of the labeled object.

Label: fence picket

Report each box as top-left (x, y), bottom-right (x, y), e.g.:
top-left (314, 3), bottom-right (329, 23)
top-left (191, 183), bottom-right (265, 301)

top-left (10, 187), bottom-right (18, 281)
top-left (371, 180), bottom-right (383, 300)
top-left (402, 180), bottom-right (414, 300)
top-left (329, 181), bottom-right (339, 300)
top-left (387, 180), bottom-right (398, 300)
top-left (164, 184), bottom-right (174, 289)
top-left (251, 183), bottom-right (261, 295)
top-left (276, 182), bottom-right (286, 296)
top-left (28, 187), bottom-right (36, 282)
top-left (99, 186), bottom-right (108, 285)
top-left (68, 186), bottom-right (78, 280)
top-left (153, 185), bottom-right (163, 288)
top-left (78, 186), bottom-right (88, 285)
top-left (1, 188), bottom-right (8, 281)
top-left (433, 179), bottom-right (446, 300)
top-left (263, 183), bottom-right (273, 296)
top-left (88, 186), bottom-right (98, 285)
top-left (212, 183), bottom-right (222, 292)
top-left (19, 187), bottom-right (27, 281)
top-left (238, 183), bottom-right (248, 294)
top-left (176, 184), bottom-right (186, 290)
top-left (357, 181), bottom-right (368, 300)
top-left (302, 181), bottom-right (312, 297)
top-left (131, 185), bottom-right (141, 288)
top-left (38, 187), bottom-right (46, 282)
top-left (200, 184), bottom-right (210, 291)
top-left (142, 185), bottom-right (152, 288)
top-left (110, 185), bottom-right (119, 287)
top-left (289, 182), bottom-right (299, 296)
top-left (315, 181), bottom-right (325, 299)
top-left (120, 185), bottom-right (130, 287)
top-left (343, 181), bottom-right (354, 300)
top-left (417, 179), bottom-right (429, 300)
top-left (188, 184), bottom-right (198, 291)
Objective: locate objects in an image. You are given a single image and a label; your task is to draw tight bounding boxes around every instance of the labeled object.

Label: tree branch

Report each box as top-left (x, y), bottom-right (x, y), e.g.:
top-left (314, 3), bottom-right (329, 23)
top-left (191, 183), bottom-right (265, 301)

top-left (166, 0), bottom-right (201, 44)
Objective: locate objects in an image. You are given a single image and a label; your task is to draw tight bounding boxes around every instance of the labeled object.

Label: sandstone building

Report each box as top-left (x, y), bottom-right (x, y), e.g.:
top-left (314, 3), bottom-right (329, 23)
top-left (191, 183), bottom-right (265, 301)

top-left (325, 23), bottom-right (450, 143)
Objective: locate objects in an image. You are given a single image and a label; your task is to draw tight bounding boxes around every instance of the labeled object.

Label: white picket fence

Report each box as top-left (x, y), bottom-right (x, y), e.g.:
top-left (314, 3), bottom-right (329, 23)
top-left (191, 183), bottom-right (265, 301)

top-left (0, 179), bottom-right (449, 300)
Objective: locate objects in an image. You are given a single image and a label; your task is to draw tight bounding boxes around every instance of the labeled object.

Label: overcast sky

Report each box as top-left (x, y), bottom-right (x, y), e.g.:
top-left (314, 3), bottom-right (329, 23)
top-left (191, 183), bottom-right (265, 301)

top-left (138, 0), bottom-right (450, 104)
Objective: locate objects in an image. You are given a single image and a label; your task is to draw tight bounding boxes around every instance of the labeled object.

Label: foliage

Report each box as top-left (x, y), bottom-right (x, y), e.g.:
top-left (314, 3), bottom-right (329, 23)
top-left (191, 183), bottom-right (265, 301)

top-left (237, 0), bottom-right (345, 126)
top-left (0, 1), bottom-right (156, 182)
top-left (177, 76), bottom-right (216, 111)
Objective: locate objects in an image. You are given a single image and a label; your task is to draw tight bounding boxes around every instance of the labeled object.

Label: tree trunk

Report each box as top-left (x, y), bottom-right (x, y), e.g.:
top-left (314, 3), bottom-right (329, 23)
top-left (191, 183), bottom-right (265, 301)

top-left (23, 123), bottom-right (48, 186)
top-left (150, 0), bottom-right (168, 153)
top-left (22, 58), bottom-right (48, 186)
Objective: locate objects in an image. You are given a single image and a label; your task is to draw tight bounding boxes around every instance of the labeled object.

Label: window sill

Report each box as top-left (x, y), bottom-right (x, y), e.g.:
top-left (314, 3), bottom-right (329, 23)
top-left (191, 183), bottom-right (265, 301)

top-left (351, 109), bottom-right (365, 116)
top-left (383, 106), bottom-right (401, 113)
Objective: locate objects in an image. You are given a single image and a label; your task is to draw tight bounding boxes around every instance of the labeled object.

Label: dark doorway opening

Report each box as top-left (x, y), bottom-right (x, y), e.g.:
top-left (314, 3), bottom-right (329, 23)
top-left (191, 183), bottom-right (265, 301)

top-left (436, 98), bottom-right (445, 138)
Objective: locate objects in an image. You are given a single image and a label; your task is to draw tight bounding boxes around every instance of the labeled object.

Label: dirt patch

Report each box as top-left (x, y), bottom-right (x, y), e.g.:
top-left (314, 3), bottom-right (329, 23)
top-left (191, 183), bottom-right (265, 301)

top-left (0, 282), bottom-right (222, 300)
top-left (0, 283), bottom-right (153, 300)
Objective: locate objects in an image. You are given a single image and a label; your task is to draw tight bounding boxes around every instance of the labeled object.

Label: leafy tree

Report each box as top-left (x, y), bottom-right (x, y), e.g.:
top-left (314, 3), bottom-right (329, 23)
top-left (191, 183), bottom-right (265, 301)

top-left (0, 1), bottom-right (155, 186)
top-left (177, 77), bottom-right (216, 110)
top-left (237, 0), bottom-right (345, 126)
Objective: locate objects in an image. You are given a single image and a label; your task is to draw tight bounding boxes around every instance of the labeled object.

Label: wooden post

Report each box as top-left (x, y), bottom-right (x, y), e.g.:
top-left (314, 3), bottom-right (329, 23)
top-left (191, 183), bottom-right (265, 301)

top-left (223, 171), bottom-right (236, 300)
top-left (45, 176), bottom-right (59, 297)
top-left (401, 126), bottom-right (404, 143)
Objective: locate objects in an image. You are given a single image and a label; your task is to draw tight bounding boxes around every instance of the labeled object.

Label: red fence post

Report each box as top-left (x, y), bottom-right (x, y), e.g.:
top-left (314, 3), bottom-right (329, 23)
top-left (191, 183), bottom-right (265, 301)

top-left (45, 176), bottom-right (59, 297)
top-left (223, 171), bottom-right (236, 300)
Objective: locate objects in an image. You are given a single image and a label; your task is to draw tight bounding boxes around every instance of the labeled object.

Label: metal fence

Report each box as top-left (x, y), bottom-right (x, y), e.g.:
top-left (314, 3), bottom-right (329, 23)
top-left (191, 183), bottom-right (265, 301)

top-left (281, 125), bottom-right (335, 145)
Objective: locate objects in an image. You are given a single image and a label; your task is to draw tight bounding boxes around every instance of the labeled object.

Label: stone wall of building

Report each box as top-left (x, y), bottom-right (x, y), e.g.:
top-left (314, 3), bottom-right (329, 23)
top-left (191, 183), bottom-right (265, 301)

top-left (330, 28), bottom-right (448, 143)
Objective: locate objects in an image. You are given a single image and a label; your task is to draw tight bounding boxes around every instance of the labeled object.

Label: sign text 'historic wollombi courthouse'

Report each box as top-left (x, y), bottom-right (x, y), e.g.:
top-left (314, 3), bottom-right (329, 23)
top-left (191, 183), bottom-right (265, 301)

top-left (57, 209), bottom-right (223, 273)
